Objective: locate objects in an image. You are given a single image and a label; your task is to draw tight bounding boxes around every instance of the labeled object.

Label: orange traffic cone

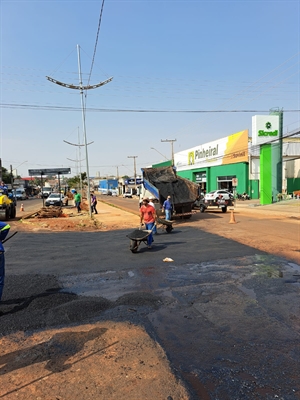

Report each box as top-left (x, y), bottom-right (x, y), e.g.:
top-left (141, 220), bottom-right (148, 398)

top-left (20, 203), bottom-right (24, 212)
top-left (229, 208), bottom-right (236, 224)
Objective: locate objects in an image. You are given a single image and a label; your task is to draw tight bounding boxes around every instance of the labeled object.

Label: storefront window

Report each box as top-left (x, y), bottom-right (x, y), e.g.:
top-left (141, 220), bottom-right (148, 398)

top-left (217, 176), bottom-right (236, 191)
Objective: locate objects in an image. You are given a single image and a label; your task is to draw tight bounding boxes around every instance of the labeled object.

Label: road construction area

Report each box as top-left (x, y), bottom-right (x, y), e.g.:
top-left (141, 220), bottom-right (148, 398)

top-left (0, 198), bottom-right (299, 399)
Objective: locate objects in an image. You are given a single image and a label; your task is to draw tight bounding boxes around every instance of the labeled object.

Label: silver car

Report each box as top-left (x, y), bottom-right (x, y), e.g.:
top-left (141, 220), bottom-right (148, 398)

top-left (204, 190), bottom-right (233, 201)
top-left (45, 193), bottom-right (69, 207)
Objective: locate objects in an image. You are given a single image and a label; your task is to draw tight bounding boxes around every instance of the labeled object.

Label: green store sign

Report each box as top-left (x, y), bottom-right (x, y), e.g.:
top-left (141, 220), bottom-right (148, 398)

top-left (258, 121), bottom-right (278, 137)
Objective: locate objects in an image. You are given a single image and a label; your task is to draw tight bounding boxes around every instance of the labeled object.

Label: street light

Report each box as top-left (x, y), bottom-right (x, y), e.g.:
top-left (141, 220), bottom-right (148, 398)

top-left (46, 45), bottom-right (113, 218)
top-left (161, 139), bottom-right (177, 166)
top-left (150, 147), bottom-right (168, 161)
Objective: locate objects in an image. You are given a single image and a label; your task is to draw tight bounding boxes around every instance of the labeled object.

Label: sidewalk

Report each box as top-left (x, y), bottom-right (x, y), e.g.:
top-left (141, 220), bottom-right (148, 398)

top-left (234, 199), bottom-right (300, 218)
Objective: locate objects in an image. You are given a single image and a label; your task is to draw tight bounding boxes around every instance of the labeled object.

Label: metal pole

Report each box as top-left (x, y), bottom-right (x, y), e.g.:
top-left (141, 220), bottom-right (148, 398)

top-left (127, 156), bottom-right (138, 192)
top-left (41, 174), bottom-right (44, 207)
top-left (78, 127), bottom-right (83, 193)
top-left (77, 44), bottom-right (92, 217)
top-left (0, 158), bottom-right (2, 182)
top-left (58, 173), bottom-right (61, 198)
top-left (161, 139), bottom-right (177, 166)
top-left (10, 164), bottom-right (13, 189)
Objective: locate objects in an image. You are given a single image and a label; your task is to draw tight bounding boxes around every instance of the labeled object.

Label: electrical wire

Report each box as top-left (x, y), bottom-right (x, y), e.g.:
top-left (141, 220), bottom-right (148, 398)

top-left (86, 0), bottom-right (106, 90)
top-left (1, 103), bottom-right (299, 113)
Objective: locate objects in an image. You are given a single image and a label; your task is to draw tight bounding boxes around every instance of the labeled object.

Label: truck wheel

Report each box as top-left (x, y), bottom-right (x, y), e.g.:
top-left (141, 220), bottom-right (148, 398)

top-left (200, 205), bottom-right (205, 213)
top-left (130, 240), bottom-right (138, 253)
top-left (221, 206), bottom-right (227, 213)
top-left (5, 208), bottom-right (10, 220)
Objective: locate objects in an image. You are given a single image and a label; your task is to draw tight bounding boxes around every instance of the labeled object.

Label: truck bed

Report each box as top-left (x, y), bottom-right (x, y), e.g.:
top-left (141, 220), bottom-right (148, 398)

top-left (142, 167), bottom-right (199, 206)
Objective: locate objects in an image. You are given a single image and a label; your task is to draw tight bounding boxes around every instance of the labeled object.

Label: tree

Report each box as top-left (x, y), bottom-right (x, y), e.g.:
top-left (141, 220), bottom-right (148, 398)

top-left (1, 167), bottom-right (13, 184)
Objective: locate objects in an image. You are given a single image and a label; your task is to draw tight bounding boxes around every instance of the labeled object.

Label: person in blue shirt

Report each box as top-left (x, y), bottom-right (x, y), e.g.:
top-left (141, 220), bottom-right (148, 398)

top-left (0, 222), bottom-right (10, 301)
top-left (162, 195), bottom-right (172, 221)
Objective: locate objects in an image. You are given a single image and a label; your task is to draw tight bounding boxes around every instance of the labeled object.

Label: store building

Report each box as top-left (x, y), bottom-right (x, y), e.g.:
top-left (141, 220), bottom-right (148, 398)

top-left (174, 130), bottom-right (249, 195)
top-left (172, 121), bottom-right (300, 201)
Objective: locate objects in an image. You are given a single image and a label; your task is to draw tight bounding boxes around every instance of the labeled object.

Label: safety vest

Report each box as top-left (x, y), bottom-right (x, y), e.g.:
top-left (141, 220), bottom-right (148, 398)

top-left (0, 223), bottom-right (10, 252)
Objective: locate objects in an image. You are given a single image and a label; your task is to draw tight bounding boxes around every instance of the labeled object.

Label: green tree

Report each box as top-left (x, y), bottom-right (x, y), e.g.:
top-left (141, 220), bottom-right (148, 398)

top-left (1, 167), bottom-right (13, 184)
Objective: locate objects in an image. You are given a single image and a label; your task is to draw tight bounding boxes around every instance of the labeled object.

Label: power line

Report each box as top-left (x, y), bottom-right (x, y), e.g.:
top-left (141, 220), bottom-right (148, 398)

top-left (86, 0), bottom-right (106, 89)
top-left (1, 103), bottom-right (299, 113)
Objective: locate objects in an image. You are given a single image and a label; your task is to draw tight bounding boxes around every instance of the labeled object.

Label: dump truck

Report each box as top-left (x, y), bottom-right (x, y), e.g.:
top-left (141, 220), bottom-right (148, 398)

top-left (140, 166), bottom-right (199, 218)
top-left (0, 185), bottom-right (16, 221)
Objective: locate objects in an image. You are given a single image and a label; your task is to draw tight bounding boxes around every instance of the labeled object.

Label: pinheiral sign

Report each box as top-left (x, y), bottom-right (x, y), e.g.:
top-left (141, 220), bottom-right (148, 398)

top-left (252, 115), bottom-right (279, 146)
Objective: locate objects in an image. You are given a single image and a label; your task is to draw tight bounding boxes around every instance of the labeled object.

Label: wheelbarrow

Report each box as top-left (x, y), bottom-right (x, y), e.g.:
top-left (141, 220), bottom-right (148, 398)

top-left (156, 217), bottom-right (174, 233)
top-left (127, 225), bottom-right (156, 253)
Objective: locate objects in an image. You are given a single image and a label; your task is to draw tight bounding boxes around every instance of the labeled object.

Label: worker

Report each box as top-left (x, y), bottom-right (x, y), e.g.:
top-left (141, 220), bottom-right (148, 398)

top-left (140, 197), bottom-right (156, 249)
top-left (74, 191), bottom-right (82, 213)
top-left (162, 195), bottom-right (172, 221)
top-left (148, 196), bottom-right (157, 235)
top-left (0, 222), bottom-right (10, 301)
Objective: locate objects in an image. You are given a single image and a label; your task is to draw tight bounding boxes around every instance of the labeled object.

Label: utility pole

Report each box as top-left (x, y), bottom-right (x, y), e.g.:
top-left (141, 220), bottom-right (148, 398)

top-left (10, 165), bottom-right (13, 189)
top-left (116, 165), bottom-right (120, 195)
top-left (46, 44), bottom-right (113, 217)
top-left (127, 156), bottom-right (138, 191)
top-left (161, 139), bottom-right (177, 166)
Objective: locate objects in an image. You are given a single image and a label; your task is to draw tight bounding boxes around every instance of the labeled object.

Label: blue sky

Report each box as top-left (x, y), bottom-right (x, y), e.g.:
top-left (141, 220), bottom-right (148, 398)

top-left (1, 0), bottom-right (299, 178)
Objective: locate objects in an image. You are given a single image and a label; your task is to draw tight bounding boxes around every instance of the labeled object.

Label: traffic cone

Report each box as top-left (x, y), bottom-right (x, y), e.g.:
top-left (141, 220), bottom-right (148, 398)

top-left (229, 208), bottom-right (236, 224)
top-left (20, 203), bottom-right (24, 212)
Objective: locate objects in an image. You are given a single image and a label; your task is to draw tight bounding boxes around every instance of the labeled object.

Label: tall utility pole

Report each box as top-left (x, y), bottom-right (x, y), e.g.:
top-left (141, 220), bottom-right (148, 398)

top-left (46, 44), bottom-right (113, 217)
top-left (127, 156), bottom-right (138, 190)
top-left (116, 165), bottom-right (120, 195)
top-left (10, 165), bottom-right (13, 189)
top-left (0, 158), bottom-right (2, 182)
top-left (161, 139), bottom-right (177, 166)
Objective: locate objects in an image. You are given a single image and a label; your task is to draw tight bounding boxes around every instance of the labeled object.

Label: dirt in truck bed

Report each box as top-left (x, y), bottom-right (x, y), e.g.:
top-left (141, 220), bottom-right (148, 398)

top-left (142, 167), bottom-right (198, 204)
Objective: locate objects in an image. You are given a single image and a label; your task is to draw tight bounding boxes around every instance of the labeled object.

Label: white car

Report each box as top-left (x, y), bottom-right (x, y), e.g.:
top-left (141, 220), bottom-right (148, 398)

top-left (204, 190), bottom-right (234, 202)
top-left (123, 191), bottom-right (133, 198)
top-left (45, 193), bottom-right (69, 207)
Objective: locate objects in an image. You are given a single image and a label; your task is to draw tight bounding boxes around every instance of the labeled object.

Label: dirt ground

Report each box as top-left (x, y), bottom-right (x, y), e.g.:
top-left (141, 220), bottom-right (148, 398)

top-left (2, 199), bottom-right (299, 399)
top-left (0, 322), bottom-right (188, 400)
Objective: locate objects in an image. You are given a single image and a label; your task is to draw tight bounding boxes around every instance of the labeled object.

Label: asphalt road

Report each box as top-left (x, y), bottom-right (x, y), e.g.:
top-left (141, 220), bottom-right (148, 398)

top-left (15, 197), bottom-right (45, 217)
top-left (2, 196), bottom-right (300, 399)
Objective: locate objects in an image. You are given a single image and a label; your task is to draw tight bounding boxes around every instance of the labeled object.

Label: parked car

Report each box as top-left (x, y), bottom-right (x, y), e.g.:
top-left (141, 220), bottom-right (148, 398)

top-left (15, 189), bottom-right (28, 200)
top-left (123, 191), bottom-right (133, 198)
top-left (45, 193), bottom-right (68, 207)
top-left (204, 190), bottom-right (234, 202)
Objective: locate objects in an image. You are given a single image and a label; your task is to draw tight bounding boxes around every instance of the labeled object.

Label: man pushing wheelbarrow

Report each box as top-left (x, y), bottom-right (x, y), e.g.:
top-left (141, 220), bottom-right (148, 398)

top-left (139, 197), bottom-right (156, 249)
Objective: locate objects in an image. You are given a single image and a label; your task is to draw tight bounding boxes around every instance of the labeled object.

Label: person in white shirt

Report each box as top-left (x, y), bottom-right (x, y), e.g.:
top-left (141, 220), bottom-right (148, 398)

top-left (148, 197), bottom-right (157, 234)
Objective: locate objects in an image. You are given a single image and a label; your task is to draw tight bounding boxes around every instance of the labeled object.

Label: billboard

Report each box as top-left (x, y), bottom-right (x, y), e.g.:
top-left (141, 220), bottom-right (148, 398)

top-left (252, 115), bottom-right (279, 146)
top-left (174, 130), bottom-right (248, 171)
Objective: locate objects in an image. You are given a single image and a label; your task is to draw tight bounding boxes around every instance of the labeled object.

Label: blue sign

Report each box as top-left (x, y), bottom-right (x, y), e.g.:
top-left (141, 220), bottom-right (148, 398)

top-left (125, 178), bottom-right (143, 185)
